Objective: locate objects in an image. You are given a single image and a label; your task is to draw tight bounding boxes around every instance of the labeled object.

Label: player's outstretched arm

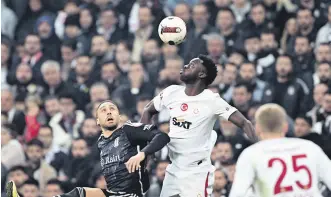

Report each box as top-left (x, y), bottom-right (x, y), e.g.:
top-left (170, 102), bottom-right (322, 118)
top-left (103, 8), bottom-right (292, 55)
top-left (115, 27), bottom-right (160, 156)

top-left (125, 125), bottom-right (170, 173)
top-left (140, 100), bottom-right (159, 124)
top-left (228, 111), bottom-right (258, 142)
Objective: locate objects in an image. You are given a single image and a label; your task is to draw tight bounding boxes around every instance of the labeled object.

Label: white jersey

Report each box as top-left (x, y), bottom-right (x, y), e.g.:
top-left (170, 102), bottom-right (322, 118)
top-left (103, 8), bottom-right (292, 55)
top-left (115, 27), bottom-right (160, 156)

top-left (229, 138), bottom-right (331, 197)
top-left (153, 85), bottom-right (237, 175)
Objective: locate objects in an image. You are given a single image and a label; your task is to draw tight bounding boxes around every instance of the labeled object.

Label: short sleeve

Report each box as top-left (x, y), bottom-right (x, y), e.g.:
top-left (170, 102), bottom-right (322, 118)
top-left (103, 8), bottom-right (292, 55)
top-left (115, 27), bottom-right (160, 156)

top-left (213, 94), bottom-right (237, 120)
top-left (153, 85), bottom-right (179, 111)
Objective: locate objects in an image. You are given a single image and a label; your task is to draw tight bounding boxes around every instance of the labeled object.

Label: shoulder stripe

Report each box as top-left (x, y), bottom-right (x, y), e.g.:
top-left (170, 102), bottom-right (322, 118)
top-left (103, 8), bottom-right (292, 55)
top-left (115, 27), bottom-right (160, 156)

top-left (296, 78), bottom-right (310, 95)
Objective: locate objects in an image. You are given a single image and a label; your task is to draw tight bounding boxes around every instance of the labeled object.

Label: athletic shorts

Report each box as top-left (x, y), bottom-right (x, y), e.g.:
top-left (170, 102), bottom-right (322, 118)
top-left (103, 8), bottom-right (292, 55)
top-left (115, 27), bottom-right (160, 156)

top-left (159, 166), bottom-right (215, 197)
top-left (101, 189), bottom-right (141, 197)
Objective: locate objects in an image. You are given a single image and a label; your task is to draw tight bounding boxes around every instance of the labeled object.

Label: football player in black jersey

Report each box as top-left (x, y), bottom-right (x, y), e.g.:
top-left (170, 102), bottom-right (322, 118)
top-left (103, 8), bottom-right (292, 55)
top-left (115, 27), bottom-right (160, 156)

top-left (6, 100), bottom-right (170, 197)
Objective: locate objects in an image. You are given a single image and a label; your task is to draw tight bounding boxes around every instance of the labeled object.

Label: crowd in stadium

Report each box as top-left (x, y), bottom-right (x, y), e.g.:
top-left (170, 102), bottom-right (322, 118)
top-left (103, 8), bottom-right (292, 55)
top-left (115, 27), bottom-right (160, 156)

top-left (1, 0), bottom-right (331, 196)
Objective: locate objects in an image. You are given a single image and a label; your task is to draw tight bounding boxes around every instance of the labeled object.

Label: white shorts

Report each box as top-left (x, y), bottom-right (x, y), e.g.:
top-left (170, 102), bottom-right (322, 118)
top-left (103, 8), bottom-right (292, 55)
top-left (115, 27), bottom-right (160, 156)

top-left (160, 167), bottom-right (215, 197)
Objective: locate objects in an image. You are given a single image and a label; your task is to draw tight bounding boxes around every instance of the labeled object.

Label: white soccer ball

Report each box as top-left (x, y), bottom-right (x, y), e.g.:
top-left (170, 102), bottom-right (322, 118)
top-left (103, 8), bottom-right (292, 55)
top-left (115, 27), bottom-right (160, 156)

top-left (158, 16), bottom-right (187, 45)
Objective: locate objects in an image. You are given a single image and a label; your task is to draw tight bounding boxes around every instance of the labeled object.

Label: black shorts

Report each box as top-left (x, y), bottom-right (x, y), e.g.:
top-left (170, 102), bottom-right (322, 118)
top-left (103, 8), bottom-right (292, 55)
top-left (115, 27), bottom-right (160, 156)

top-left (101, 189), bottom-right (141, 197)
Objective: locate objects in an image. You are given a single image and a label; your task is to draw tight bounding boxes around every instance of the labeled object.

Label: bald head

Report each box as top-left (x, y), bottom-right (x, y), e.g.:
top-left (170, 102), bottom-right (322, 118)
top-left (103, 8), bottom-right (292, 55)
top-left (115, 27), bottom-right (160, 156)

top-left (255, 104), bottom-right (287, 134)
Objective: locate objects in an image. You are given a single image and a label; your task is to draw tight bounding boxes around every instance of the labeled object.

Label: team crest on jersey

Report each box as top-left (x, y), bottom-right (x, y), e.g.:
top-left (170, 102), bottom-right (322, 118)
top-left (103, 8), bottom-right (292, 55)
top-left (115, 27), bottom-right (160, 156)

top-left (114, 137), bottom-right (119, 147)
top-left (181, 103), bottom-right (188, 111)
top-left (194, 108), bottom-right (199, 114)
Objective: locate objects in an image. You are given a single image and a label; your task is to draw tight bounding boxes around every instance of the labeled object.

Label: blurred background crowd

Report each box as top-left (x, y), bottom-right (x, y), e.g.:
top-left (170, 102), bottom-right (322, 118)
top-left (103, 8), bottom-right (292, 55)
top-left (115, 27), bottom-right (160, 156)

top-left (1, 0), bottom-right (331, 196)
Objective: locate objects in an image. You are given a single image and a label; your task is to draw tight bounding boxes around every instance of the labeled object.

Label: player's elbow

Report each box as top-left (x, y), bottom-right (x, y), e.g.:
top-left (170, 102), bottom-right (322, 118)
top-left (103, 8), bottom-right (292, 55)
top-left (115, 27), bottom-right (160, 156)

top-left (159, 132), bottom-right (170, 143)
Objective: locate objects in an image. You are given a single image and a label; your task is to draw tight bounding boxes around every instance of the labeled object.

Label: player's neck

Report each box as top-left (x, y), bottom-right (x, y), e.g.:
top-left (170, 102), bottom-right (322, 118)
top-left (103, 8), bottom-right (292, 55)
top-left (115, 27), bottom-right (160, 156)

top-left (260, 132), bottom-right (285, 140)
top-left (102, 126), bottom-right (120, 138)
top-left (184, 83), bottom-right (206, 96)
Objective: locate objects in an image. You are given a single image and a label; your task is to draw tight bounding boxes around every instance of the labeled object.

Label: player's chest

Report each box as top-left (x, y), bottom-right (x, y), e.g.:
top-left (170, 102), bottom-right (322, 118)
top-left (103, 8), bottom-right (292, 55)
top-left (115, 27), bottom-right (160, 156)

top-left (167, 100), bottom-right (213, 121)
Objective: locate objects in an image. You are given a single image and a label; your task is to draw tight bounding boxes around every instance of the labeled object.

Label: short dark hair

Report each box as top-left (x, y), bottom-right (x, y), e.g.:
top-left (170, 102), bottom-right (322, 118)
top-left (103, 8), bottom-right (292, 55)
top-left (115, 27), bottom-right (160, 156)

top-left (2, 123), bottom-right (18, 139)
top-left (218, 8), bottom-right (235, 19)
top-left (234, 82), bottom-right (253, 93)
top-left (317, 61), bottom-right (331, 67)
top-left (39, 125), bottom-right (53, 134)
top-left (8, 165), bottom-right (27, 174)
top-left (47, 179), bottom-right (65, 191)
top-left (44, 95), bottom-right (58, 102)
top-left (277, 53), bottom-right (294, 63)
top-left (58, 91), bottom-right (77, 105)
top-left (198, 54), bottom-right (217, 85)
top-left (251, 2), bottom-right (265, 10)
top-left (22, 178), bottom-right (39, 188)
top-left (240, 61), bottom-right (255, 68)
top-left (27, 138), bottom-right (44, 149)
top-left (61, 40), bottom-right (77, 51)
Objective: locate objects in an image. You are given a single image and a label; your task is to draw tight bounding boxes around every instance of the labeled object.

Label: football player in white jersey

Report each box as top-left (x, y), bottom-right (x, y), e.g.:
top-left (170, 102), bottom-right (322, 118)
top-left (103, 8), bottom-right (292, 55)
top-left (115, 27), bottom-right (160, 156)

top-left (229, 104), bottom-right (331, 197)
top-left (140, 55), bottom-right (256, 197)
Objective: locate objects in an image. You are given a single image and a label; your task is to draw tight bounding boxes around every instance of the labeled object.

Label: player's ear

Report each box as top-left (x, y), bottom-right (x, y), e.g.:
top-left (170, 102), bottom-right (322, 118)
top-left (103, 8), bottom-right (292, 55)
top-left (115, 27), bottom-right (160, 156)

top-left (198, 71), bottom-right (207, 79)
top-left (96, 118), bottom-right (100, 126)
top-left (282, 122), bottom-right (289, 135)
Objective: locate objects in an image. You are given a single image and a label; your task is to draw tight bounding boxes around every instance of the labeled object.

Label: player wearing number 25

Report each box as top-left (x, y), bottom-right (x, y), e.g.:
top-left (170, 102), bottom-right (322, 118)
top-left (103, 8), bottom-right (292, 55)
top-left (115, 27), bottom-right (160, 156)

top-left (229, 104), bottom-right (331, 197)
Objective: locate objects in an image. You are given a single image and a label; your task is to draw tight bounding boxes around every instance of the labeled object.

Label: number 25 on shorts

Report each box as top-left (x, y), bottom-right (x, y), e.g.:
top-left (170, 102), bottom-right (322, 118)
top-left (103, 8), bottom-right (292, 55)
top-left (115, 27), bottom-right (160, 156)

top-left (268, 154), bottom-right (312, 195)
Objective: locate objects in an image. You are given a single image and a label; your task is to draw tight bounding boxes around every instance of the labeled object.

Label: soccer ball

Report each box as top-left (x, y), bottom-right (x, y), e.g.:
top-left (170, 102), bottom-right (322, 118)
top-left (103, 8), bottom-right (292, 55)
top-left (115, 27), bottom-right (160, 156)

top-left (158, 16), bottom-right (187, 45)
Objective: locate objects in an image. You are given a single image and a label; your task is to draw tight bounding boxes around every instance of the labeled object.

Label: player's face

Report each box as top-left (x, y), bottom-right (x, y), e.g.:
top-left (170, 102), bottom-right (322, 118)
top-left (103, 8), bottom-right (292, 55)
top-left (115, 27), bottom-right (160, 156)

top-left (96, 102), bottom-right (120, 130)
top-left (180, 58), bottom-right (205, 83)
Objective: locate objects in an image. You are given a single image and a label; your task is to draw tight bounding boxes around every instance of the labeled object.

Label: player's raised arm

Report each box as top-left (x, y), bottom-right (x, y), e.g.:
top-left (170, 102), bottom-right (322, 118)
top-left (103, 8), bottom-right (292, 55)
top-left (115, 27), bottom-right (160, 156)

top-left (214, 94), bottom-right (257, 141)
top-left (124, 123), bottom-right (170, 173)
top-left (228, 111), bottom-right (257, 142)
top-left (140, 100), bottom-right (159, 124)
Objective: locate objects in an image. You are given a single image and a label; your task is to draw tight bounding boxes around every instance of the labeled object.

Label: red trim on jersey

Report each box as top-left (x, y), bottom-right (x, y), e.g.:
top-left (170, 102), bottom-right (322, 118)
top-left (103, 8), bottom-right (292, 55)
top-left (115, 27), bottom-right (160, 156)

top-left (204, 172), bottom-right (210, 197)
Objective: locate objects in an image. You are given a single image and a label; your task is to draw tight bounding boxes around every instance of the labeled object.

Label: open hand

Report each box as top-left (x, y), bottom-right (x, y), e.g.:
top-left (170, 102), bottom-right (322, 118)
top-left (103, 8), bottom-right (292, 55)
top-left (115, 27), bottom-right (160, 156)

top-left (125, 152), bottom-right (145, 173)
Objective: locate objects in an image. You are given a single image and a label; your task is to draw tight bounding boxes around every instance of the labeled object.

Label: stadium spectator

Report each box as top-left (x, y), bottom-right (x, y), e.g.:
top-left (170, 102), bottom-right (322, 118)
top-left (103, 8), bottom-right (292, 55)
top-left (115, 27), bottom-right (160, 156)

top-left (146, 160), bottom-right (169, 197)
top-left (112, 63), bottom-right (154, 112)
top-left (215, 8), bottom-right (239, 56)
top-left (238, 61), bottom-right (269, 103)
top-left (49, 91), bottom-right (85, 150)
top-left (35, 14), bottom-right (61, 61)
top-left (183, 3), bottom-right (217, 62)
top-left (205, 33), bottom-right (227, 64)
top-left (40, 60), bottom-right (73, 99)
top-left (44, 179), bottom-right (65, 197)
top-left (25, 139), bottom-right (57, 191)
top-left (20, 178), bottom-right (40, 197)
top-left (1, 124), bottom-right (25, 170)
top-left (1, 38), bottom-right (11, 86)
top-left (315, 43), bottom-right (331, 63)
top-left (1, 88), bottom-right (26, 136)
top-left (60, 40), bottom-right (77, 81)
top-left (263, 54), bottom-right (310, 119)
top-left (212, 169), bottom-right (229, 197)
top-left (131, 6), bottom-right (159, 62)
top-left (80, 118), bottom-right (101, 161)
top-left (6, 166), bottom-right (29, 194)
top-left (100, 61), bottom-right (126, 95)
top-left (43, 96), bottom-right (61, 123)
top-left (315, 4), bottom-right (331, 46)
top-left (63, 138), bottom-right (96, 188)
top-left (37, 125), bottom-right (68, 174)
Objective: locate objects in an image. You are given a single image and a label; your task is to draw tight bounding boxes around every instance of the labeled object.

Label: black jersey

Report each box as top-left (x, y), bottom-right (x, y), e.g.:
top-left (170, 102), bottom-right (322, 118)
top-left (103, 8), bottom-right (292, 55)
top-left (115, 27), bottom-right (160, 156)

top-left (97, 122), bottom-right (170, 196)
